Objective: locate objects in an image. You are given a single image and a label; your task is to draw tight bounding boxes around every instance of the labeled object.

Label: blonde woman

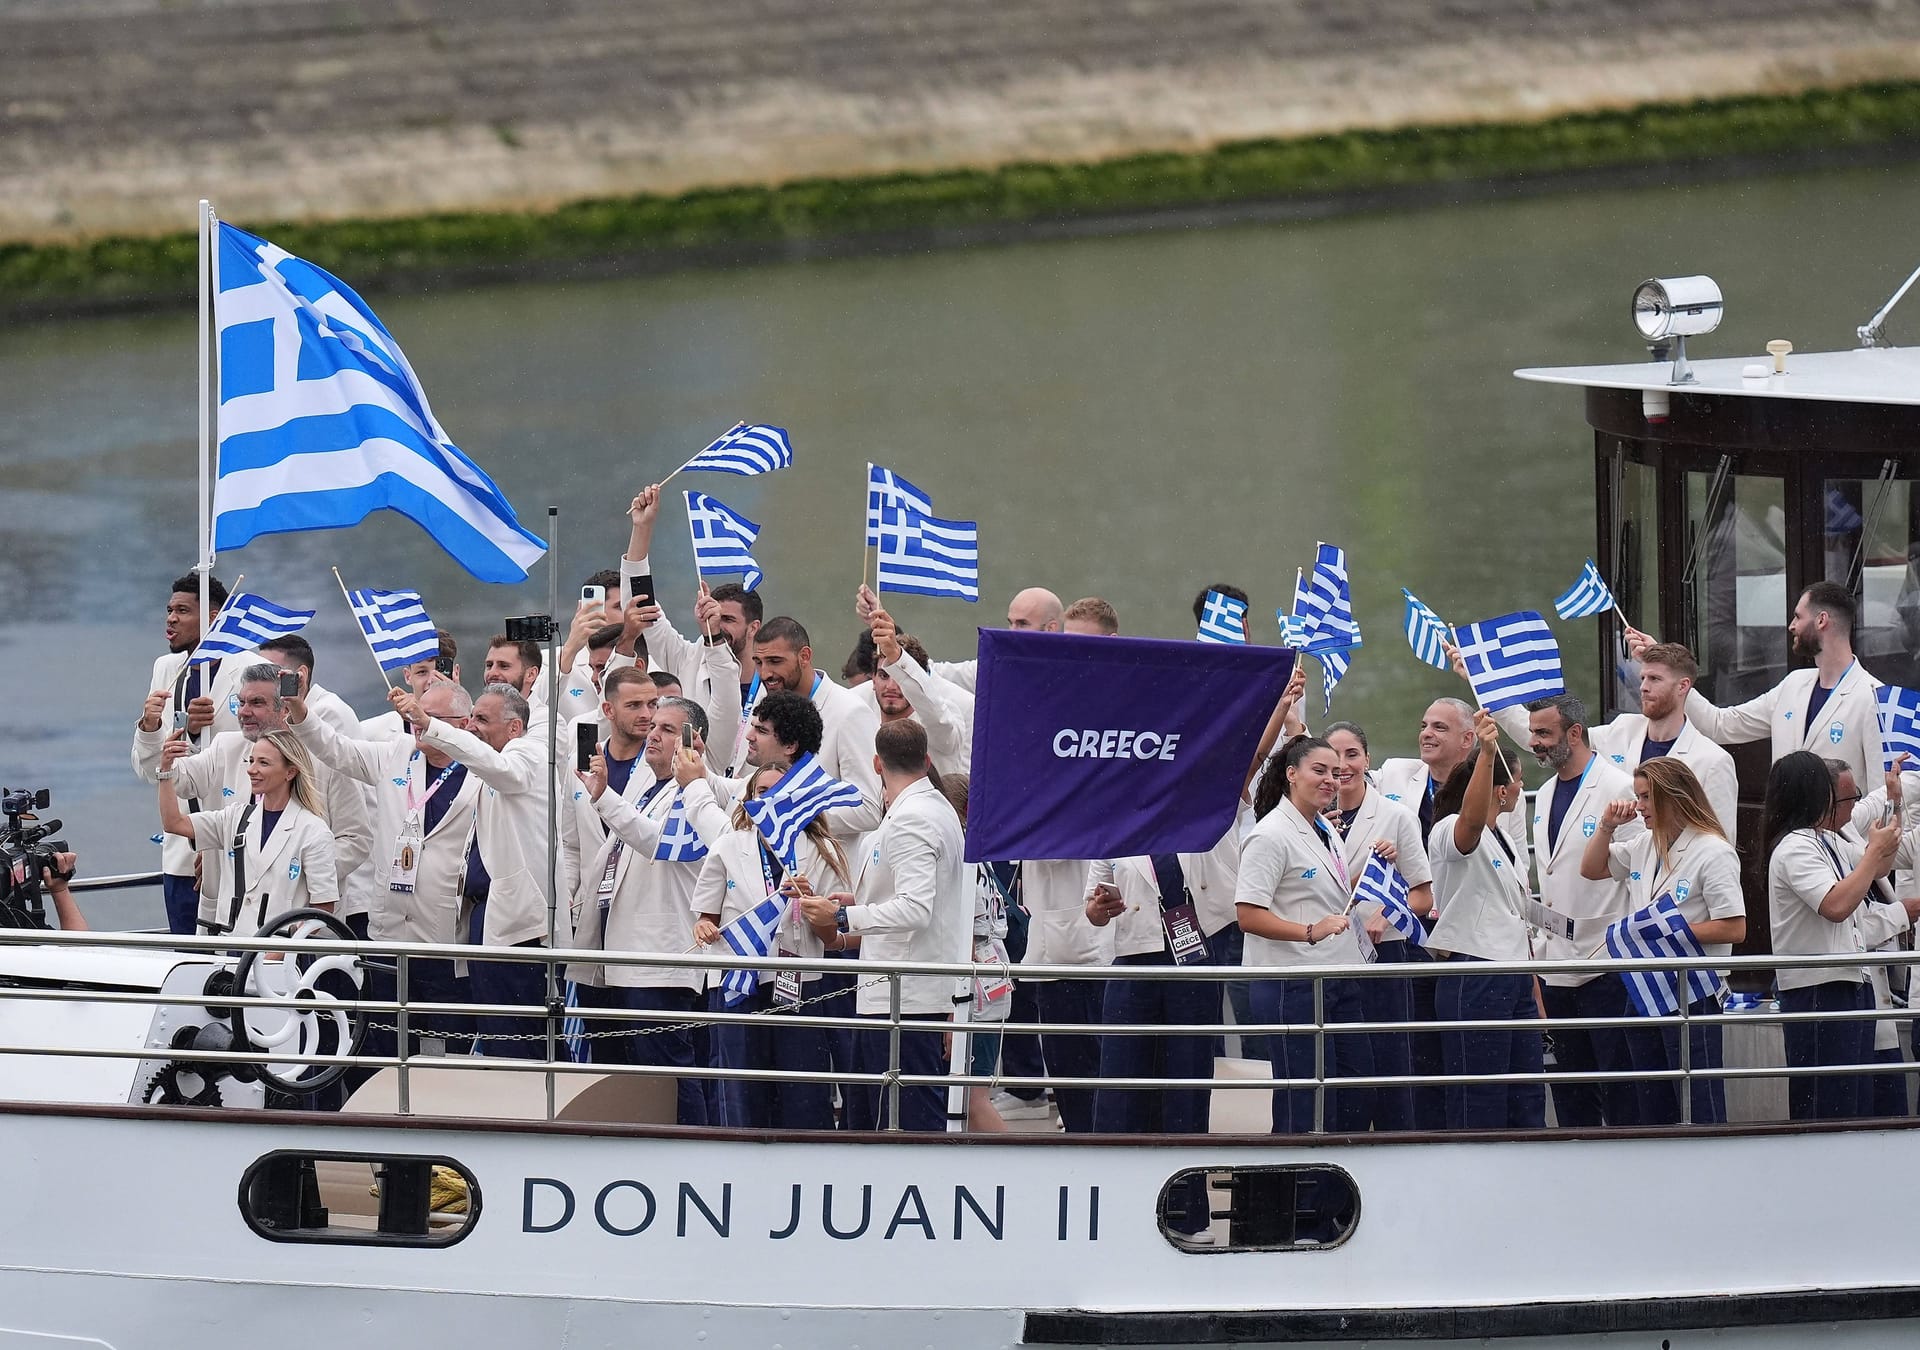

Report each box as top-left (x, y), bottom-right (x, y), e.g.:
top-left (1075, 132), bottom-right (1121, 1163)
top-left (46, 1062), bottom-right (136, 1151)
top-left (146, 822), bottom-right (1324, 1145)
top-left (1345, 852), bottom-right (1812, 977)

top-left (158, 728), bottom-right (337, 931)
top-left (1581, 756), bottom-right (1746, 1124)
top-left (691, 760), bottom-right (851, 1130)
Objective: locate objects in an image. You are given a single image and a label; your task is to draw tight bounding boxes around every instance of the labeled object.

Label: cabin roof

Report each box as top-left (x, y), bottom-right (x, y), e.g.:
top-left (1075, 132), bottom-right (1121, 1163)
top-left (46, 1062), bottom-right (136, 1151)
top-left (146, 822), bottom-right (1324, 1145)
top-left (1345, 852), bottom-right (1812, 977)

top-left (1515, 346), bottom-right (1920, 407)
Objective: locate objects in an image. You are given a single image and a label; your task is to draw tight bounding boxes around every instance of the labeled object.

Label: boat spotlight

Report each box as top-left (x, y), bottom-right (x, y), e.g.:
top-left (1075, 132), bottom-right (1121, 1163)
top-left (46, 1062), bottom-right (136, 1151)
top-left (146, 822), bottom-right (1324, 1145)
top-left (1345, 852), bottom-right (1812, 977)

top-left (1632, 276), bottom-right (1722, 385)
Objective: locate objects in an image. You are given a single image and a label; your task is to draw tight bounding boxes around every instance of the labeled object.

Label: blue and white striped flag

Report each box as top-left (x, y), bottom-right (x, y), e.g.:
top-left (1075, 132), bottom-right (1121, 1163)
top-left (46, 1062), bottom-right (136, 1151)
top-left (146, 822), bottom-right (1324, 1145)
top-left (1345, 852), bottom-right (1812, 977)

top-left (684, 422), bottom-right (794, 477)
top-left (1603, 894), bottom-right (1724, 1017)
top-left (1277, 569), bottom-right (1310, 649)
top-left (685, 490), bottom-right (764, 592)
top-left (346, 587), bottom-right (438, 671)
top-left (1317, 650), bottom-right (1349, 715)
top-left (653, 792), bottom-right (711, 862)
top-left (1402, 589), bottom-right (1451, 670)
top-left (742, 752), bottom-right (867, 867)
top-left (1353, 851), bottom-right (1425, 947)
top-left (875, 504), bottom-right (980, 602)
top-left (1875, 684), bottom-right (1920, 772)
top-left (716, 893), bottom-right (789, 1005)
top-left (1196, 589), bottom-right (1249, 644)
top-left (210, 223), bottom-right (547, 584)
top-left (189, 592), bottom-right (315, 664)
top-left (1553, 559), bottom-right (1618, 620)
top-left (865, 463), bottom-right (933, 547)
top-left (1297, 543), bottom-right (1362, 653)
top-left (1454, 610), bottom-right (1566, 712)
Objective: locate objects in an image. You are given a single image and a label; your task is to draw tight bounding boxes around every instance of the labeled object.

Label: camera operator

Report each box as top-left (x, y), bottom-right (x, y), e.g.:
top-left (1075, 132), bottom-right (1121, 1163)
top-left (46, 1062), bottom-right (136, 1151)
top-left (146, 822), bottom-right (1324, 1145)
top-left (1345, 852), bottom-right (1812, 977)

top-left (44, 851), bottom-right (86, 931)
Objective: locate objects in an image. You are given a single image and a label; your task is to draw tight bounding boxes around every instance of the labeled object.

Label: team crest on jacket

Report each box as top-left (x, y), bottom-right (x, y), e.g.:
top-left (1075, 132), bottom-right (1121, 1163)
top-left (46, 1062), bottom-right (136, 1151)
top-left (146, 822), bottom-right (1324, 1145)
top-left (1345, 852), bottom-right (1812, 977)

top-left (1581, 815), bottom-right (1597, 838)
top-left (1610, 753), bottom-right (1626, 764)
top-left (222, 787), bottom-right (236, 797)
top-left (1674, 878), bottom-right (1691, 901)
top-left (391, 776), bottom-right (408, 787)
top-left (288, 858), bottom-right (301, 881)
top-left (1828, 722), bottom-right (1844, 744)
top-left (1302, 867), bottom-right (1317, 880)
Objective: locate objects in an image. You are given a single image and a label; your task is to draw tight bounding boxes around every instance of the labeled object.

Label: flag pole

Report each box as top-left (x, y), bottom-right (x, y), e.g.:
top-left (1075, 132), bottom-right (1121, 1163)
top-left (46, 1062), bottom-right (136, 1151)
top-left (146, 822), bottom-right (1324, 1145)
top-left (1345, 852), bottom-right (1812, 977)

top-left (658, 421), bottom-right (745, 490)
top-left (197, 199), bottom-right (213, 633)
top-left (331, 565), bottom-right (394, 690)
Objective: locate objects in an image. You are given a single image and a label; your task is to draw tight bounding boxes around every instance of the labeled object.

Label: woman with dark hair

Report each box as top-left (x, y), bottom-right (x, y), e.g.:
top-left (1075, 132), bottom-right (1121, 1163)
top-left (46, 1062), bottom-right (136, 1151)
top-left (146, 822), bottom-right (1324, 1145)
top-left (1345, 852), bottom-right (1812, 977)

top-left (1426, 711), bottom-right (1542, 1130)
top-left (1764, 749), bottom-right (1901, 1120)
top-left (1236, 734), bottom-right (1376, 1133)
top-left (1580, 756), bottom-right (1746, 1124)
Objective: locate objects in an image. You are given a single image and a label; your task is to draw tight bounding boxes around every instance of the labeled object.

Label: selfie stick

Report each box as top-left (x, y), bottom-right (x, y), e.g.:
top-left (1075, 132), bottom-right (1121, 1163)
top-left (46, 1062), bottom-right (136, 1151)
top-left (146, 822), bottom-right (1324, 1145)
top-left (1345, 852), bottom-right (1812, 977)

top-left (331, 567), bottom-right (396, 691)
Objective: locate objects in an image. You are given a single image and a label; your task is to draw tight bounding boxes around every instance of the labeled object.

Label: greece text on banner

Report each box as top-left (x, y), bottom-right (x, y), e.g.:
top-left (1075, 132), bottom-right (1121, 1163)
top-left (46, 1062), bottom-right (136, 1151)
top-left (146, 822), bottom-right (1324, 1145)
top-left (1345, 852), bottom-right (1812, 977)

top-left (210, 223), bottom-right (547, 584)
top-left (966, 630), bottom-right (1295, 862)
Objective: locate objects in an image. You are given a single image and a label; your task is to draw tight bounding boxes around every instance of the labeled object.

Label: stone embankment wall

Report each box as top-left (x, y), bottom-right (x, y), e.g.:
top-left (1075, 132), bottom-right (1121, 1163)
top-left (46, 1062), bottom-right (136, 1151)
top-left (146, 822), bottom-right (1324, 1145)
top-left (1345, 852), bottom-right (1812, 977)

top-left (7, 0), bottom-right (1920, 243)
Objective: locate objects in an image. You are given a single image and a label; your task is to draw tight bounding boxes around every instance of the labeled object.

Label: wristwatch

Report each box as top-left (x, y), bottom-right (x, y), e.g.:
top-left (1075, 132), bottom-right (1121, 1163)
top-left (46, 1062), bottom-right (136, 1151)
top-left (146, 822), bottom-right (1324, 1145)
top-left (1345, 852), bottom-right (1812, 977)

top-left (835, 905), bottom-right (850, 934)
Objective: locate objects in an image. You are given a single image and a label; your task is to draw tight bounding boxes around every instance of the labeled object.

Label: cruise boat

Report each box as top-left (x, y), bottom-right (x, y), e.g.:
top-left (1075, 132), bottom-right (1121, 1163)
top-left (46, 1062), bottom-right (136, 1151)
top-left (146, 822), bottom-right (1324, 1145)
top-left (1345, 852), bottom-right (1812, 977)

top-left (4, 272), bottom-right (1920, 1348)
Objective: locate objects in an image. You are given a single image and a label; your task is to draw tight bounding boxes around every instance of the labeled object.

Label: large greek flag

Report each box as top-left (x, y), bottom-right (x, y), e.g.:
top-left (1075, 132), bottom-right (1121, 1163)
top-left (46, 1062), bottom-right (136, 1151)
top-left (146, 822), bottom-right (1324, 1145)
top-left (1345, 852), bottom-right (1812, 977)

top-left (716, 893), bottom-right (788, 1005)
top-left (347, 587), bottom-right (438, 671)
top-left (684, 422), bottom-right (794, 476)
top-left (1454, 610), bottom-right (1566, 711)
top-left (1402, 589), bottom-right (1451, 670)
top-left (211, 224), bottom-right (547, 584)
top-left (1603, 894), bottom-right (1724, 1017)
top-left (1874, 684), bottom-right (1920, 772)
top-left (875, 504), bottom-right (980, 602)
top-left (685, 490), bottom-right (764, 592)
top-left (865, 463), bottom-right (933, 547)
top-left (1553, 559), bottom-right (1617, 621)
top-left (742, 752), bottom-right (867, 867)
top-left (189, 592), bottom-right (315, 664)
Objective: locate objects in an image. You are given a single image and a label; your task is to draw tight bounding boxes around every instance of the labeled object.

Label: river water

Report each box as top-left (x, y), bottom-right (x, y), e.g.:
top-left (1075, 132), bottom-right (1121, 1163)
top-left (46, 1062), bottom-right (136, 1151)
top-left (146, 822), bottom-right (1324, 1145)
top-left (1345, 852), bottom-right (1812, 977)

top-left (4, 161), bottom-right (1916, 927)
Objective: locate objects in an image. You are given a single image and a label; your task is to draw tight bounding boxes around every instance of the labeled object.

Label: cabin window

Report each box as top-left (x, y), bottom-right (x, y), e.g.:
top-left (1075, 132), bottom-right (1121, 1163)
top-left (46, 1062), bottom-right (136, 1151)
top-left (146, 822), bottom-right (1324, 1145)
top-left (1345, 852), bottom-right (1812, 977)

top-left (1158, 1165), bottom-right (1358, 1252)
top-left (1820, 472), bottom-right (1920, 688)
top-left (238, 1150), bottom-right (479, 1247)
top-left (1685, 466), bottom-right (1788, 706)
top-left (1611, 454), bottom-right (1661, 712)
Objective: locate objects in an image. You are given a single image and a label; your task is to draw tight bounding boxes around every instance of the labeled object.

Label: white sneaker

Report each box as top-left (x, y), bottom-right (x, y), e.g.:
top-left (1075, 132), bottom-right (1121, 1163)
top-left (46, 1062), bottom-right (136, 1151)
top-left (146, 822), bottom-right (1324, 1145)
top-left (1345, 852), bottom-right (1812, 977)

top-left (1180, 1230), bottom-right (1218, 1246)
top-left (991, 1091), bottom-right (1051, 1120)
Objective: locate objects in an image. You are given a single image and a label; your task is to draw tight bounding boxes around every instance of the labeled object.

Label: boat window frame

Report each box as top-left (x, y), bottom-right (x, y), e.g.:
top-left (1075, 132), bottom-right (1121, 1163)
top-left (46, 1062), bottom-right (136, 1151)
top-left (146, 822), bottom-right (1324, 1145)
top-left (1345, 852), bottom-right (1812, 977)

top-left (236, 1148), bottom-right (482, 1248)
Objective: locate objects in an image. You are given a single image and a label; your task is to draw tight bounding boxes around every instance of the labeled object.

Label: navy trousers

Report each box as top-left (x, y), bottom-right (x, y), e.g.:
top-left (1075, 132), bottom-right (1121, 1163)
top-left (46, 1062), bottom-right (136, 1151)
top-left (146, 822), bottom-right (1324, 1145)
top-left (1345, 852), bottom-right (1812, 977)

top-left (1096, 954), bottom-right (1213, 1230)
top-left (352, 955), bottom-right (472, 1094)
top-left (162, 874), bottom-right (199, 936)
top-left (1204, 924), bottom-right (1267, 1063)
top-left (998, 981), bottom-right (1047, 1101)
top-left (1781, 980), bottom-right (1873, 1121)
top-left (1434, 959), bottom-right (1544, 1131)
top-left (1035, 979), bottom-right (1105, 1133)
top-left (465, 927), bottom-right (554, 1061)
top-left (1361, 939), bottom-right (1417, 1131)
top-left (1252, 976), bottom-right (1375, 1134)
top-left (1871, 1047), bottom-right (1911, 1118)
top-left (578, 984), bottom-right (708, 1125)
top-left (1627, 996), bottom-right (1726, 1125)
top-left (1403, 944), bottom-right (1448, 1130)
top-left (709, 981), bottom-right (834, 1130)
top-left (1541, 977), bottom-right (1639, 1127)
top-left (854, 1015), bottom-right (949, 1132)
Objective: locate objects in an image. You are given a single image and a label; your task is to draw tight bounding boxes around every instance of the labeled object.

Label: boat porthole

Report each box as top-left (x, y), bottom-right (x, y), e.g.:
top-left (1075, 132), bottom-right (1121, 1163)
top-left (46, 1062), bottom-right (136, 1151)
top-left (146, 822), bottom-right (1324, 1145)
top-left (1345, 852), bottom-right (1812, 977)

top-left (1157, 1165), bottom-right (1359, 1253)
top-left (237, 1149), bottom-right (480, 1247)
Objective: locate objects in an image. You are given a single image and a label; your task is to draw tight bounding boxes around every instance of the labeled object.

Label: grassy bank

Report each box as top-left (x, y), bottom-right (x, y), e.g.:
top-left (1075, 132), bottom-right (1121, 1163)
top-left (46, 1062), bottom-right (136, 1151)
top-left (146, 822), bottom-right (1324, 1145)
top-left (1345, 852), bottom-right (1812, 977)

top-left (10, 80), bottom-right (1920, 310)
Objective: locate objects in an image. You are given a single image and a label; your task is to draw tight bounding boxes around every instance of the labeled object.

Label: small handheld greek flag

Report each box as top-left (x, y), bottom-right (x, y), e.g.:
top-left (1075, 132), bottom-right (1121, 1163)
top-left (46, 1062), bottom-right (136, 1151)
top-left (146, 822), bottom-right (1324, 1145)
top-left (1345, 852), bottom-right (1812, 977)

top-left (865, 463), bottom-right (933, 547)
top-left (1297, 543), bottom-right (1362, 653)
top-left (742, 752), bottom-right (867, 867)
top-left (685, 490), bottom-right (764, 592)
top-left (1402, 589), bottom-right (1451, 670)
top-left (1196, 590), bottom-right (1249, 644)
top-left (1875, 684), bottom-right (1920, 772)
top-left (875, 504), bottom-right (980, 602)
top-left (1603, 894), bottom-right (1724, 1017)
top-left (1317, 650), bottom-right (1349, 715)
top-left (1353, 851), bottom-right (1424, 947)
top-left (684, 422), bottom-right (794, 476)
top-left (347, 587), bottom-right (438, 671)
top-left (653, 792), bottom-right (711, 862)
top-left (1454, 610), bottom-right (1566, 711)
top-left (190, 592), bottom-right (316, 664)
top-left (717, 893), bottom-right (788, 1005)
top-left (1553, 559), bottom-right (1617, 621)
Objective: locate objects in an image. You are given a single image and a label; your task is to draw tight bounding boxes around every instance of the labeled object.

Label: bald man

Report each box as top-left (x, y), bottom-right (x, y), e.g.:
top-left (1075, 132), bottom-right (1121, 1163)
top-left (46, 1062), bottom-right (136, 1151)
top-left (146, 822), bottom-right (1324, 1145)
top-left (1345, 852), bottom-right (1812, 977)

top-left (856, 584), bottom-right (1063, 695)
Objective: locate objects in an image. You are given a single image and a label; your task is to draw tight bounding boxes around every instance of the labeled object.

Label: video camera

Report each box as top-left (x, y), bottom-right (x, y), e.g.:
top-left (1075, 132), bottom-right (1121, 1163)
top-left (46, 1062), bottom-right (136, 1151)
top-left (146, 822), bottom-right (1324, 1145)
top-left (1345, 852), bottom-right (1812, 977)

top-left (0, 788), bottom-right (71, 930)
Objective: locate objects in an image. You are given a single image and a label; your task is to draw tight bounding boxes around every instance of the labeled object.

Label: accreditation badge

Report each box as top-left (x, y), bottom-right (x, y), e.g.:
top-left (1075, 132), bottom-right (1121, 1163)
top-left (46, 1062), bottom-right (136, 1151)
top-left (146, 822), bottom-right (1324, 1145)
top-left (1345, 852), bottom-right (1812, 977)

top-left (389, 832), bottom-right (422, 894)
top-left (771, 947), bottom-right (803, 1009)
top-left (1161, 901), bottom-right (1208, 966)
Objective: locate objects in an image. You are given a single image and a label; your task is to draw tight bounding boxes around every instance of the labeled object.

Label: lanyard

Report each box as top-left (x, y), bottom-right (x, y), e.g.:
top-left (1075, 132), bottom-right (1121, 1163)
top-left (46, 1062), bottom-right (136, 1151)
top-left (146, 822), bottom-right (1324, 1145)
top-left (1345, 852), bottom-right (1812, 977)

top-left (1816, 831), bottom-right (1851, 881)
top-left (809, 671), bottom-right (824, 699)
top-left (403, 752), bottom-right (460, 820)
top-left (736, 670), bottom-right (763, 741)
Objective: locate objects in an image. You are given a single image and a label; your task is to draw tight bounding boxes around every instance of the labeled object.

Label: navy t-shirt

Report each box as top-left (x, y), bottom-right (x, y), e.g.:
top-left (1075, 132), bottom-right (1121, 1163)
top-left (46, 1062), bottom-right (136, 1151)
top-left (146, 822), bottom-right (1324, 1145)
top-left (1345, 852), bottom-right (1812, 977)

top-left (1547, 773), bottom-right (1582, 852)
top-left (1639, 735), bottom-right (1677, 763)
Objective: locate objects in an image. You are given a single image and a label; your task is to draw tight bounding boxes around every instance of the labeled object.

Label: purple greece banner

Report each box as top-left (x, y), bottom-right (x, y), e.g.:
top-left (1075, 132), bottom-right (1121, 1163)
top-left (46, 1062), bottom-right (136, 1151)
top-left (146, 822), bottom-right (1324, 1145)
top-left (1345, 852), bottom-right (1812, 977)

top-left (966, 629), bottom-right (1296, 862)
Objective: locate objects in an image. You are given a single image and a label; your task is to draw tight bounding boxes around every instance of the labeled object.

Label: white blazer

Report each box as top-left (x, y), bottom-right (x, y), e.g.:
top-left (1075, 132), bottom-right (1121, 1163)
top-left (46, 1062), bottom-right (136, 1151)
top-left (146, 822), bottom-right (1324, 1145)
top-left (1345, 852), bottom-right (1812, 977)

top-left (138, 648), bottom-right (254, 875)
top-left (1528, 755), bottom-right (1641, 987)
top-left (138, 728), bottom-right (371, 922)
top-left (290, 714), bottom-right (482, 945)
top-left (559, 724), bottom-right (657, 903)
top-left (1497, 704), bottom-right (1741, 843)
top-left (615, 554), bottom-right (748, 768)
top-left (1768, 829), bottom-right (1872, 991)
top-left (845, 778), bottom-right (971, 1015)
top-left (1375, 756), bottom-right (1530, 872)
top-left (1087, 815), bottom-right (1243, 961)
top-left (1336, 789), bottom-right (1431, 943)
top-left (690, 827), bottom-right (852, 983)
top-left (1686, 662), bottom-right (1881, 789)
top-left (1236, 797), bottom-right (1365, 968)
top-left (568, 778), bottom-right (729, 991)
top-left (812, 674), bottom-right (885, 836)
top-left (1018, 858), bottom-right (1115, 970)
top-left (188, 797), bottom-right (337, 933)
top-left (417, 719), bottom-right (555, 949)
top-left (852, 651), bottom-right (975, 777)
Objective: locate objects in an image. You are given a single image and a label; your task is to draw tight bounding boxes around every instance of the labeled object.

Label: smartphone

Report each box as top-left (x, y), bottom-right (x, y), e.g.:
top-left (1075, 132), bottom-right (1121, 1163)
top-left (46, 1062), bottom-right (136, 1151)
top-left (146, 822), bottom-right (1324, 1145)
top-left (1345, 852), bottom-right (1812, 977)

top-left (575, 722), bottom-right (599, 773)
top-left (434, 654), bottom-right (456, 678)
top-left (628, 572), bottom-right (655, 601)
top-left (680, 721), bottom-right (695, 751)
top-left (277, 671), bottom-right (300, 699)
top-left (1880, 800), bottom-right (1898, 828)
top-left (171, 710), bottom-right (188, 732)
top-left (581, 584), bottom-right (605, 606)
